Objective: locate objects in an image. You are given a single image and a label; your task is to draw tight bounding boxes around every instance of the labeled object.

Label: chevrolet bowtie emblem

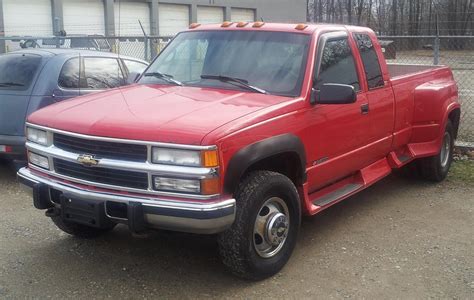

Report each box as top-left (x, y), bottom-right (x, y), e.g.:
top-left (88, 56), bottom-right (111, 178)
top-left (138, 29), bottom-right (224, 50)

top-left (77, 154), bottom-right (99, 167)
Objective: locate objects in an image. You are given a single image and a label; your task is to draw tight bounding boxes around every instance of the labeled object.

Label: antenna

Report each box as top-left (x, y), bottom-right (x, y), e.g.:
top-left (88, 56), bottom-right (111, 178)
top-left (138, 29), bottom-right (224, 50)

top-left (139, 20), bottom-right (146, 36)
top-left (78, 52), bottom-right (82, 95)
top-left (117, 0), bottom-right (122, 88)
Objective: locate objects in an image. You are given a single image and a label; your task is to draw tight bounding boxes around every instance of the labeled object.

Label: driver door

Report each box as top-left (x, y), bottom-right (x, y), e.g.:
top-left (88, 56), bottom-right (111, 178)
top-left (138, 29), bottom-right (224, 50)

top-left (305, 32), bottom-right (372, 192)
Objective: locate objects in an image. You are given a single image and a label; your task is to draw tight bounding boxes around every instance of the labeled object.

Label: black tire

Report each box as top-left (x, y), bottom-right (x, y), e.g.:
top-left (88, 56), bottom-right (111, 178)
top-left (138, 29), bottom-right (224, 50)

top-left (419, 120), bottom-right (455, 182)
top-left (51, 216), bottom-right (115, 238)
top-left (217, 171), bottom-right (301, 280)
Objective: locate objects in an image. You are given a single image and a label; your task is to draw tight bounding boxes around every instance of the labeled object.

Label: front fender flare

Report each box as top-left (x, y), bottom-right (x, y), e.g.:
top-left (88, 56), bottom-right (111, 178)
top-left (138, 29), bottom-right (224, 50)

top-left (223, 134), bottom-right (306, 194)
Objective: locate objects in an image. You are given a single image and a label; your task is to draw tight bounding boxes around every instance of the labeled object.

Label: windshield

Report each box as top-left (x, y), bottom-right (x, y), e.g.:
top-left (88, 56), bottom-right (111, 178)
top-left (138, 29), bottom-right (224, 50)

top-left (141, 31), bottom-right (311, 97)
top-left (0, 53), bottom-right (42, 91)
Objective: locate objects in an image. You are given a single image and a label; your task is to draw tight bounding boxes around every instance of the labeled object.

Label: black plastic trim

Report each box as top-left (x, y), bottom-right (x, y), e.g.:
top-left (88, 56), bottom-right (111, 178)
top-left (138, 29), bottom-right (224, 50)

top-left (224, 134), bottom-right (307, 193)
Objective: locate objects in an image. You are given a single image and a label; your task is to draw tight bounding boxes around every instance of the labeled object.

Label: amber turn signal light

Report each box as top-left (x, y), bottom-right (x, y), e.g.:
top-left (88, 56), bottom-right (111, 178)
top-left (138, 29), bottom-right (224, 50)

top-left (295, 24), bottom-right (308, 30)
top-left (236, 22), bottom-right (249, 27)
top-left (201, 178), bottom-right (220, 195)
top-left (221, 21), bottom-right (233, 27)
top-left (252, 21), bottom-right (265, 28)
top-left (202, 150), bottom-right (219, 168)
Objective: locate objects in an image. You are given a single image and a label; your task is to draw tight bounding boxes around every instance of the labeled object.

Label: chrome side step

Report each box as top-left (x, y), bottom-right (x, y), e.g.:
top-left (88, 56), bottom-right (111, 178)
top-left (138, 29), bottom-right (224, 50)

top-left (312, 183), bottom-right (363, 207)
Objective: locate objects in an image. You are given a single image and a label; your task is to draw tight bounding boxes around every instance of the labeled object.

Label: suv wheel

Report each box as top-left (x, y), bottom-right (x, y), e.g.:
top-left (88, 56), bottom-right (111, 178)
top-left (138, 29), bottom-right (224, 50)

top-left (218, 171), bottom-right (301, 280)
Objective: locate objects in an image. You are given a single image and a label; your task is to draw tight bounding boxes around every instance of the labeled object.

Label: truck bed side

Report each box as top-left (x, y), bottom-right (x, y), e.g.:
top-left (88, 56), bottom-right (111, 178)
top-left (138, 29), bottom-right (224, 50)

top-left (389, 64), bottom-right (459, 157)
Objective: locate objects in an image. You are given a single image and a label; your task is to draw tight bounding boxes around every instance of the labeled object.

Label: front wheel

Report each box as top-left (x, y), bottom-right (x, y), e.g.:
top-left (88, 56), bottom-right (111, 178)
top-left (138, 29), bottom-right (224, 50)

top-left (419, 120), bottom-right (455, 182)
top-left (218, 171), bottom-right (301, 280)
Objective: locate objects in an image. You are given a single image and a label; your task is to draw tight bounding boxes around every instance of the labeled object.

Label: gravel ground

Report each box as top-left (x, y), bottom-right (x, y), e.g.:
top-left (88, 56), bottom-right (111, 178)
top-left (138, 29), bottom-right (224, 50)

top-left (0, 160), bottom-right (473, 299)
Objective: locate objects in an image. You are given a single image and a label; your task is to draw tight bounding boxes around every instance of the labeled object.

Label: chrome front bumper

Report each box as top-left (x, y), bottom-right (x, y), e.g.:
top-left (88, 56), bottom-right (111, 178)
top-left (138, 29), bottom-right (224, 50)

top-left (17, 167), bottom-right (236, 234)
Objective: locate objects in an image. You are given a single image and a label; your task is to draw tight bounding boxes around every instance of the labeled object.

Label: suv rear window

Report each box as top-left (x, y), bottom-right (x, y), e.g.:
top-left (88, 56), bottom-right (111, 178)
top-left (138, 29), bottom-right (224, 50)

top-left (0, 53), bottom-right (42, 90)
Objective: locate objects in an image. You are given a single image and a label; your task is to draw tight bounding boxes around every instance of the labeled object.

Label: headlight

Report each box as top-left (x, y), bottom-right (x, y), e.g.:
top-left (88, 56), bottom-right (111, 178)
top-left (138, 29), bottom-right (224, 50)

top-left (153, 176), bottom-right (201, 194)
top-left (151, 147), bottom-right (218, 167)
top-left (26, 127), bottom-right (48, 145)
top-left (28, 152), bottom-right (50, 169)
top-left (152, 176), bottom-right (219, 195)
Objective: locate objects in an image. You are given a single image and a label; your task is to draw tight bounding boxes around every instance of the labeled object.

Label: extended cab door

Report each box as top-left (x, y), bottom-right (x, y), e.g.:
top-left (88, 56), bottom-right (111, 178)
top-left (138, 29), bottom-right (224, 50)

top-left (352, 32), bottom-right (395, 158)
top-left (305, 31), bottom-right (373, 191)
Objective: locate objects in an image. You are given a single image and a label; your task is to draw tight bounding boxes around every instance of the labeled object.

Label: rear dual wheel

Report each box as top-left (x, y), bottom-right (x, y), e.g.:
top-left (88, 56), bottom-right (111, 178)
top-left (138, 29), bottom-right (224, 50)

top-left (218, 171), bottom-right (301, 280)
top-left (419, 120), bottom-right (455, 182)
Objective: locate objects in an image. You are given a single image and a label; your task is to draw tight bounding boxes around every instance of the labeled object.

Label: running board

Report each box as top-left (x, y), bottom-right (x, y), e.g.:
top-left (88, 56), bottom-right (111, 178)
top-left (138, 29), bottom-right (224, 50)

top-left (312, 183), bottom-right (363, 207)
top-left (304, 158), bottom-right (392, 215)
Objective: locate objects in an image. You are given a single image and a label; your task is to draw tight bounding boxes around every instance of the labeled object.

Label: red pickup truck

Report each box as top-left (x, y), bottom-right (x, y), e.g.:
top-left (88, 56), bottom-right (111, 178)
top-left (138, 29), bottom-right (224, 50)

top-left (18, 23), bottom-right (460, 280)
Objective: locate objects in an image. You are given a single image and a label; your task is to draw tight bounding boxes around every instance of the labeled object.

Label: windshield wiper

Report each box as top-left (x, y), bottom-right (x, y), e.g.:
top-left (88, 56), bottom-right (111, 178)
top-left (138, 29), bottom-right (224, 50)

top-left (144, 72), bottom-right (183, 86)
top-left (0, 82), bottom-right (24, 87)
top-left (201, 74), bottom-right (267, 94)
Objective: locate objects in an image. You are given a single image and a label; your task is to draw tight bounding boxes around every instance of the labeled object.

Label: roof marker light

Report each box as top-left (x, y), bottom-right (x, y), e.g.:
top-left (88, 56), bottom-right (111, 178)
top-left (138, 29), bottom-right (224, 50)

top-left (236, 22), bottom-right (249, 28)
top-left (252, 22), bottom-right (265, 28)
top-left (295, 24), bottom-right (308, 30)
top-left (189, 23), bottom-right (201, 29)
top-left (221, 21), bottom-right (233, 27)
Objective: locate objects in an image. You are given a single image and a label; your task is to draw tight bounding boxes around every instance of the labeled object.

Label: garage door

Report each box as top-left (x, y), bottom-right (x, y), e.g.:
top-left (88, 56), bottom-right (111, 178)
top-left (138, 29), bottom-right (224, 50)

top-left (197, 6), bottom-right (224, 24)
top-left (3, 0), bottom-right (53, 36)
top-left (114, 2), bottom-right (150, 35)
top-left (114, 2), bottom-right (150, 60)
top-left (231, 8), bottom-right (255, 22)
top-left (63, 0), bottom-right (105, 35)
top-left (159, 4), bottom-right (189, 37)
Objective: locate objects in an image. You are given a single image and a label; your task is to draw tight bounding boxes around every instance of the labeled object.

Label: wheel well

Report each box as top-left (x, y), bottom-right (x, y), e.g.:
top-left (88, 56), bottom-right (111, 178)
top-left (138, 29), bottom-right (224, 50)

top-left (448, 108), bottom-right (461, 139)
top-left (243, 152), bottom-right (304, 187)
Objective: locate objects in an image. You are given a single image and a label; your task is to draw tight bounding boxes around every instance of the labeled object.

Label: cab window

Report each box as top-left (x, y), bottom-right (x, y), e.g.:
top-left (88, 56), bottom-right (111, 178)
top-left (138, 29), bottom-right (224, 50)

top-left (315, 38), bottom-right (360, 91)
top-left (353, 33), bottom-right (384, 89)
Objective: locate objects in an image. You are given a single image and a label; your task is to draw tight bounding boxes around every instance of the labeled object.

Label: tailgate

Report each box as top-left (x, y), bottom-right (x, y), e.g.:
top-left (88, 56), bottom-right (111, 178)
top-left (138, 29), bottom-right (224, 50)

top-left (0, 93), bottom-right (31, 136)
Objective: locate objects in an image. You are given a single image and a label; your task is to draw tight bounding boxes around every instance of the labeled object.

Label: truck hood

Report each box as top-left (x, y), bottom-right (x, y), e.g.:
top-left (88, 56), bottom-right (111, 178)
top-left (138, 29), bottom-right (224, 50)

top-left (27, 84), bottom-right (290, 145)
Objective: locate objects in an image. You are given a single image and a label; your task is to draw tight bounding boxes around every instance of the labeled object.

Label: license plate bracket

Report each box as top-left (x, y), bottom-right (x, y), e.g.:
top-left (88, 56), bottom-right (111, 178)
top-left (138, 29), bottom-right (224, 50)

top-left (60, 195), bottom-right (111, 228)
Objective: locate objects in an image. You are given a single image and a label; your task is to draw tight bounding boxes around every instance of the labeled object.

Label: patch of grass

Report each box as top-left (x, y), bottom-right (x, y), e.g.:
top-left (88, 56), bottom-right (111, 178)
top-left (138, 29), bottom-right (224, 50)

top-left (449, 160), bottom-right (474, 183)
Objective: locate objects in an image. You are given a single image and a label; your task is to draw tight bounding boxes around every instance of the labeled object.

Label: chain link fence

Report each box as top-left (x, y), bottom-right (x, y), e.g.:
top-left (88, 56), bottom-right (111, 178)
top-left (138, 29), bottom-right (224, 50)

top-left (0, 35), bottom-right (171, 62)
top-left (1, 34), bottom-right (473, 145)
top-left (379, 36), bottom-right (474, 145)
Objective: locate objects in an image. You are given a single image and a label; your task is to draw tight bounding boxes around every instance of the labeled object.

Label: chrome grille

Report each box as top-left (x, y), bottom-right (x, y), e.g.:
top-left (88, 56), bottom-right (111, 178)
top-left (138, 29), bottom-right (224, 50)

top-left (54, 158), bottom-right (148, 190)
top-left (54, 133), bottom-right (147, 162)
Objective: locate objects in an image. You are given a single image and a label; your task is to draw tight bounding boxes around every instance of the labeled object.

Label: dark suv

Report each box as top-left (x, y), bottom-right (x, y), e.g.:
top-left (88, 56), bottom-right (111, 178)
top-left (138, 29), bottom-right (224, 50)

top-left (0, 49), bottom-right (148, 161)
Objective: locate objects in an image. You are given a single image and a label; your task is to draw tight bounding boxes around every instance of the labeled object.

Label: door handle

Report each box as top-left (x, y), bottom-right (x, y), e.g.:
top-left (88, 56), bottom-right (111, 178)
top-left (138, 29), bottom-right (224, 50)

top-left (361, 103), bottom-right (369, 115)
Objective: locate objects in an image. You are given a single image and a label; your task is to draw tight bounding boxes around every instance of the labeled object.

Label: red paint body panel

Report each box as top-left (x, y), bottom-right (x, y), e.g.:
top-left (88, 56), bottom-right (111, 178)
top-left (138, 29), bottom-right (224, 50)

top-left (27, 23), bottom-right (460, 216)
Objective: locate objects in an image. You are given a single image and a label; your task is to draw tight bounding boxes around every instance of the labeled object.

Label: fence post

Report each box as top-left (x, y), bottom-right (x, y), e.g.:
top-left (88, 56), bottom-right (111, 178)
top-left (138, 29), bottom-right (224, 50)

top-left (433, 14), bottom-right (440, 65)
top-left (144, 36), bottom-right (149, 62)
top-left (54, 17), bottom-right (61, 49)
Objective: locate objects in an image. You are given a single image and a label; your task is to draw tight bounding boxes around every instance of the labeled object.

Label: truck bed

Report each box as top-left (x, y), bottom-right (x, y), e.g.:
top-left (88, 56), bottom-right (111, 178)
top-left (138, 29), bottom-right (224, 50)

top-left (387, 63), bottom-right (444, 79)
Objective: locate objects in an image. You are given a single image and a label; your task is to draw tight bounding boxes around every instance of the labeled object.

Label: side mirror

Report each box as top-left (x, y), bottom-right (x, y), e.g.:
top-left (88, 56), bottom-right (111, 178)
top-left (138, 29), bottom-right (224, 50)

top-left (126, 72), bottom-right (140, 85)
top-left (311, 83), bottom-right (356, 105)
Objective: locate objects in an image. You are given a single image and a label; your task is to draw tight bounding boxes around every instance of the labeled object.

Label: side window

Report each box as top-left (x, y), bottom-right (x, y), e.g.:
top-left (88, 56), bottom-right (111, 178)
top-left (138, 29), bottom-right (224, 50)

top-left (354, 33), bottom-right (384, 89)
top-left (123, 60), bottom-right (148, 75)
top-left (316, 38), bottom-right (360, 91)
top-left (83, 58), bottom-right (124, 89)
top-left (59, 58), bottom-right (80, 89)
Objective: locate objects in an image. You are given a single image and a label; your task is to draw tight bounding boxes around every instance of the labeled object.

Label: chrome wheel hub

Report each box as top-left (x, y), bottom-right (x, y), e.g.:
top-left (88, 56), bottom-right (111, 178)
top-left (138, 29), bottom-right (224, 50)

top-left (440, 132), bottom-right (451, 168)
top-left (253, 197), bottom-right (290, 258)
